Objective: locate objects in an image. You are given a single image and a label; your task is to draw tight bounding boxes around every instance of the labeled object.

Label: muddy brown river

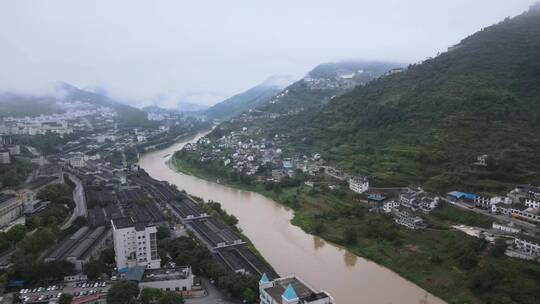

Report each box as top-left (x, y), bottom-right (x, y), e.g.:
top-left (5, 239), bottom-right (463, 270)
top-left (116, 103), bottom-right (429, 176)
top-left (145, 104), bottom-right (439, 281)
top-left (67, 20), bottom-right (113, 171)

top-left (138, 132), bottom-right (446, 304)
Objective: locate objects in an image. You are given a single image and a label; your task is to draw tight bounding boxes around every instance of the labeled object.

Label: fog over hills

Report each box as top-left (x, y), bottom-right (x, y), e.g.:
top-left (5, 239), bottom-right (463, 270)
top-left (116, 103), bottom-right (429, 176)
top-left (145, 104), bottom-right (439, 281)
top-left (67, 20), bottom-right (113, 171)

top-left (0, 0), bottom-right (534, 108)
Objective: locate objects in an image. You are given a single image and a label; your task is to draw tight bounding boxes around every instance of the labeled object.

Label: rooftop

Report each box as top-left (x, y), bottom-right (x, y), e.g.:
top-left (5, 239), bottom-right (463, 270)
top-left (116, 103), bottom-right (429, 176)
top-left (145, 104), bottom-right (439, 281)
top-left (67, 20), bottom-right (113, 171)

top-left (141, 267), bottom-right (192, 282)
top-left (262, 275), bottom-right (331, 303)
top-left (0, 193), bottom-right (17, 205)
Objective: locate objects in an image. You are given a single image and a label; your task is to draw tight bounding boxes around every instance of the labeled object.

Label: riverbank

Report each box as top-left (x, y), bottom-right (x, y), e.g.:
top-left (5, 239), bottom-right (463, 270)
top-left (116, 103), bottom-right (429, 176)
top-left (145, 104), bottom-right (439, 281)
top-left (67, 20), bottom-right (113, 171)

top-left (170, 154), bottom-right (540, 304)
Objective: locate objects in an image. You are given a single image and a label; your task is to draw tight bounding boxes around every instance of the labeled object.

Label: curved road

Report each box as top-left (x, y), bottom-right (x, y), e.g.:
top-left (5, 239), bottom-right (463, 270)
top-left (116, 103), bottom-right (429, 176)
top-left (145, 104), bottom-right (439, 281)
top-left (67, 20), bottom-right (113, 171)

top-left (62, 173), bottom-right (87, 230)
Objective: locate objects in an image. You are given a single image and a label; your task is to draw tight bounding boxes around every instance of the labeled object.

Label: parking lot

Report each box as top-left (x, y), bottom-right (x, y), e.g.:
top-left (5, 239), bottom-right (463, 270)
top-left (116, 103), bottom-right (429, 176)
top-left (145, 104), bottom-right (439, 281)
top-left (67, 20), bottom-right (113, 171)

top-left (18, 281), bottom-right (110, 303)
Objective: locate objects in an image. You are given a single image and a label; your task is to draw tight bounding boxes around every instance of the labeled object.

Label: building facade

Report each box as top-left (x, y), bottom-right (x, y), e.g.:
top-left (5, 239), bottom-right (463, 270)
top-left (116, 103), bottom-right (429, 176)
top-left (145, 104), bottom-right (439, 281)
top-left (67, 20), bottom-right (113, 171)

top-left (112, 217), bottom-right (161, 271)
top-left (348, 176), bottom-right (369, 194)
top-left (0, 193), bottom-right (24, 227)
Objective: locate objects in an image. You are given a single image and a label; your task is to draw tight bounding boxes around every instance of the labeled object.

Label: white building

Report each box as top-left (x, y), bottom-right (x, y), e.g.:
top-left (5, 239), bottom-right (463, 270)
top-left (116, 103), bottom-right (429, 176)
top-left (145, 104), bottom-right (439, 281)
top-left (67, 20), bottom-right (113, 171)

top-left (525, 199), bottom-right (540, 209)
top-left (0, 193), bottom-right (24, 227)
top-left (0, 150), bottom-right (10, 164)
top-left (348, 176), bottom-right (369, 194)
top-left (138, 266), bottom-right (194, 293)
top-left (111, 217), bottom-right (161, 271)
top-left (259, 274), bottom-right (335, 304)
top-left (383, 201), bottom-right (400, 213)
top-left (69, 154), bottom-right (86, 168)
top-left (492, 222), bottom-right (520, 234)
top-left (514, 235), bottom-right (540, 256)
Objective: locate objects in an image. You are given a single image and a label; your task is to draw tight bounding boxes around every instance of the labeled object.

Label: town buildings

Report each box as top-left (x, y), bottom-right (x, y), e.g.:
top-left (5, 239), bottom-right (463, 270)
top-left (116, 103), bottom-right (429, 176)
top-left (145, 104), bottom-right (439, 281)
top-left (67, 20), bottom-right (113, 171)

top-left (111, 217), bottom-right (161, 270)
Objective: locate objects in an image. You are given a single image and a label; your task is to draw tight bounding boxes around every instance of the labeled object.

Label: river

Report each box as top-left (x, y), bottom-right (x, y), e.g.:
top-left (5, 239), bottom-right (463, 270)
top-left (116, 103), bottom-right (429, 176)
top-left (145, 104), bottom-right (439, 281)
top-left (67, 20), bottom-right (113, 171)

top-left (138, 132), bottom-right (446, 304)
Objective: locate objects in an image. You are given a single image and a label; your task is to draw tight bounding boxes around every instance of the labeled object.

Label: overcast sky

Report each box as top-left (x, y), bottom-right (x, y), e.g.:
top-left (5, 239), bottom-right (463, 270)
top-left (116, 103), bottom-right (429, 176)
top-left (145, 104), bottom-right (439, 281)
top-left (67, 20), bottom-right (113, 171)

top-left (0, 0), bottom-right (535, 108)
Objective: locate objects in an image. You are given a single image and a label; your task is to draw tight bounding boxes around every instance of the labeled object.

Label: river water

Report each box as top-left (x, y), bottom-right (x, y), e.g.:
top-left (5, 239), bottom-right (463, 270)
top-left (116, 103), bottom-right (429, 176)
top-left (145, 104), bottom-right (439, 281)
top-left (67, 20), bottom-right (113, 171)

top-left (138, 133), bottom-right (446, 304)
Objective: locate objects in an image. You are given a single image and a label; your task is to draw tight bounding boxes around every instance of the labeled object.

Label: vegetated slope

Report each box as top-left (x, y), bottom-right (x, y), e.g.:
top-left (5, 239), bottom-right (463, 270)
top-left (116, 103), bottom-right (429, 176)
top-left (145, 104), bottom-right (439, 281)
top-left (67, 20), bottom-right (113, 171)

top-left (58, 83), bottom-right (154, 127)
top-left (270, 7), bottom-right (540, 192)
top-left (0, 93), bottom-right (61, 117)
top-left (204, 78), bottom-right (289, 121)
top-left (0, 83), bottom-right (153, 127)
top-left (258, 60), bottom-right (405, 114)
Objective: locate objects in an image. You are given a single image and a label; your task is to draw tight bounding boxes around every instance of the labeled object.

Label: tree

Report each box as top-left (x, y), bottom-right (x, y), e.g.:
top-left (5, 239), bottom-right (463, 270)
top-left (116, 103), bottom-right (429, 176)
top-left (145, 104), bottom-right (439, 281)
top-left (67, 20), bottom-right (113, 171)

top-left (100, 247), bottom-right (116, 265)
top-left (141, 288), bottom-right (163, 304)
top-left (157, 292), bottom-right (184, 304)
top-left (107, 281), bottom-right (139, 304)
top-left (157, 226), bottom-right (171, 240)
top-left (0, 232), bottom-right (9, 251)
top-left (491, 238), bottom-right (507, 257)
top-left (242, 288), bottom-right (258, 303)
top-left (343, 227), bottom-right (358, 245)
top-left (58, 293), bottom-right (73, 304)
top-left (84, 258), bottom-right (108, 280)
top-left (6, 224), bottom-right (26, 243)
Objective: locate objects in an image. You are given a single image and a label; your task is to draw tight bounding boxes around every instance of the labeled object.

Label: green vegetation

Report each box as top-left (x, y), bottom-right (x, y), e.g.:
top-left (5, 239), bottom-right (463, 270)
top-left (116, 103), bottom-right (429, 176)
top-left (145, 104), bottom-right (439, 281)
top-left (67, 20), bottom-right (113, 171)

top-left (160, 236), bottom-right (258, 301)
top-left (141, 288), bottom-right (184, 304)
top-left (223, 8), bottom-right (540, 194)
top-left (173, 152), bottom-right (540, 304)
top-left (107, 281), bottom-right (140, 304)
top-left (58, 293), bottom-right (73, 304)
top-left (205, 82), bottom-right (282, 120)
top-left (0, 159), bottom-right (33, 188)
top-left (13, 132), bottom-right (87, 155)
top-left (431, 201), bottom-right (493, 228)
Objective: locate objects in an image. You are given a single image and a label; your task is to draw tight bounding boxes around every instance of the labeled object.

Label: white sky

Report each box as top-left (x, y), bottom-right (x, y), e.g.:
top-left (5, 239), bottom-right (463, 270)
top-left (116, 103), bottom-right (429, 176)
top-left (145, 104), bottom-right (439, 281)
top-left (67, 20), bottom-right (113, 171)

top-left (0, 0), bottom-right (535, 108)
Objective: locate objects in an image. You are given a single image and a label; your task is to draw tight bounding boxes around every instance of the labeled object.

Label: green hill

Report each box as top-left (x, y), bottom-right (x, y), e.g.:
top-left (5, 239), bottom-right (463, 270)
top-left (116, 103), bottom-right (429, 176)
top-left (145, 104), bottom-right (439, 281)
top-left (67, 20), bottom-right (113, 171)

top-left (204, 81), bottom-right (284, 120)
top-left (58, 83), bottom-right (154, 127)
top-left (256, 6), bottom-right (540, 193)
top-left (258, 60), bottom-right (405, 114)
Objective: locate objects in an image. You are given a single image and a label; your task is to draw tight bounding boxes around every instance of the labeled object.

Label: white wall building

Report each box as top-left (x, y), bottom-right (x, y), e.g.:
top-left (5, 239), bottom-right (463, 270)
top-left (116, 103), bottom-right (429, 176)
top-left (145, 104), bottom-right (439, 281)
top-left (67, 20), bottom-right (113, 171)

top-left (514, 235), bottom-right (540, 256)
top-left (525, 199), bottom-right (540, 209)
top-left (348, 176), bottom-right (369, 194)
top-left (112, 217), bottom-right (161, 271)
top-left (138, 267), bottom-right (194, 293)
top-left (259, 274), bottom-right (335, 304)
top-left (492, 222), bottom-right (520, 234)
top-left (0, 150), bottom-right (10, 164)
top-left (69, 155), bottom-right (86, 168)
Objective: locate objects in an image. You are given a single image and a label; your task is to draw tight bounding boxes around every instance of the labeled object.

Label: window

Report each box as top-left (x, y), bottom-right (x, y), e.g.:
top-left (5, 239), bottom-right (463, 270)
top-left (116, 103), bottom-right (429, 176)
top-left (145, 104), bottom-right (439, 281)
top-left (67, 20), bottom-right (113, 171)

top-left (175, 287), bottom-right (180, 291)
top-left (166, 288), bottom-right (170, 291)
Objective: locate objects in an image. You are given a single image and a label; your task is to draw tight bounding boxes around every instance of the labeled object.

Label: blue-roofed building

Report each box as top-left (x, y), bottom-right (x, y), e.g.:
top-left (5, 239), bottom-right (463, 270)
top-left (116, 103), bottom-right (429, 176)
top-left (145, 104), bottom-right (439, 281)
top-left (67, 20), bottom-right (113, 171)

top-left (447, 191), bottom-right (477, 203)
top-left (282, 283), bottom-right (299, 302)
top-left (259, 274), bottom-right (335, 304)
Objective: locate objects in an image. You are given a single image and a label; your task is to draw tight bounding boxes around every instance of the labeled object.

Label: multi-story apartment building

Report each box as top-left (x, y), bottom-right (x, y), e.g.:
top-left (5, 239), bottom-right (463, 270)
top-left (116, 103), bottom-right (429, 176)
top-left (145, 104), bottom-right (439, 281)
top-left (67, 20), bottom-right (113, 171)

top-left (111, 217), bottom-right (161, 271)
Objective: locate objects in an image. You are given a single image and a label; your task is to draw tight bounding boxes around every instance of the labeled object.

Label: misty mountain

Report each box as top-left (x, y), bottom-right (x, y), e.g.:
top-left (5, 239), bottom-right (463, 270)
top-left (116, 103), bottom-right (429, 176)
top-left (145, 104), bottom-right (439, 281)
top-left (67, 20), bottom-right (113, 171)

top-left (263, 6), bottom-right (540, 191)
top-left (0, 93), bottom-right (60, 118)
top-left (204, 76), bottom-right (294, 121)
top-left (176, 102), bottom-right (209, 113)
top-left (0, 83), bottom-right (152, 127)
top-left (258, 60), bottom-right (405, 114)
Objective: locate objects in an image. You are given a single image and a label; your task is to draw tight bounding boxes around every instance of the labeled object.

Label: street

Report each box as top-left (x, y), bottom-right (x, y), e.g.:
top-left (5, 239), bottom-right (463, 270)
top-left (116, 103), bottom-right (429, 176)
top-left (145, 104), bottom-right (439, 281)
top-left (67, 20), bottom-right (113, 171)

top-left (61, 173), bottom-right (88, 230)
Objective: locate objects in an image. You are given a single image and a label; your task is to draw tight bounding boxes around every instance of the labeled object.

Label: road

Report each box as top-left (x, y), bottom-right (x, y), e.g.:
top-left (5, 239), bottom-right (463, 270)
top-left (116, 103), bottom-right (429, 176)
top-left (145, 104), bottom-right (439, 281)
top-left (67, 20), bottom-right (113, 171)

top-left (446, 199), bottom-right (540, 234)
top-left (61, 173), bottom-right (88, 230)
top-left (185, 277), bottom-right (239, 304)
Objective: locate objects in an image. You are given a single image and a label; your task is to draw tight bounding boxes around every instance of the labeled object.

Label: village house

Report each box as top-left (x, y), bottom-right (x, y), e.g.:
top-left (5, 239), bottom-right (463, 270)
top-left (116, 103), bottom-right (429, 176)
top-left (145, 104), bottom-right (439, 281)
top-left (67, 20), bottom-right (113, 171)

top-left (391, 209), bottom-right (426, 229)
top-left (348, 176), bottom-right (369, 194)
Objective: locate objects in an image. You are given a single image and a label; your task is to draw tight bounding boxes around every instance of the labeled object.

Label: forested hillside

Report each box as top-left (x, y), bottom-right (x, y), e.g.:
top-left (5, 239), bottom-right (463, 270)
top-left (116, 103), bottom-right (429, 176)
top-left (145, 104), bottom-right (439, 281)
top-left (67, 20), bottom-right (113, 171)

top-left (258, 60), bottom-right (404, 114)
top-left (259, 7), bottom-right (540, 192)
top-left (204, 82), bottom-right (283, 120)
